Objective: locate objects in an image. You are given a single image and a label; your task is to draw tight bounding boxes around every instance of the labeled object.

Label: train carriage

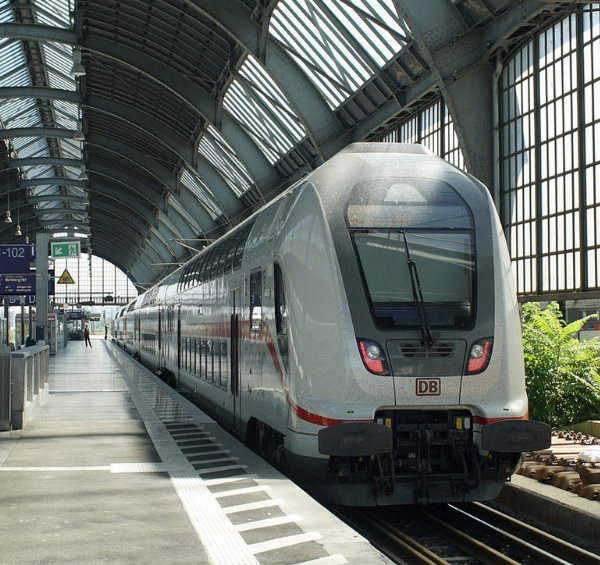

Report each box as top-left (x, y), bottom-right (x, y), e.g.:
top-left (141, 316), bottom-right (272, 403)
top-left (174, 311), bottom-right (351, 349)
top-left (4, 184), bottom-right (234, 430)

top-left (116, 143), bottom-right (550, 505)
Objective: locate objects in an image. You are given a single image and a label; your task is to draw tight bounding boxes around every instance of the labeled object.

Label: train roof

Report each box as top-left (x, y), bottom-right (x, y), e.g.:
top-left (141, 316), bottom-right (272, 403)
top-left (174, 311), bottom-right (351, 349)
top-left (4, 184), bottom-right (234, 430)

top-left (338, 142), bottom-right (434, 156)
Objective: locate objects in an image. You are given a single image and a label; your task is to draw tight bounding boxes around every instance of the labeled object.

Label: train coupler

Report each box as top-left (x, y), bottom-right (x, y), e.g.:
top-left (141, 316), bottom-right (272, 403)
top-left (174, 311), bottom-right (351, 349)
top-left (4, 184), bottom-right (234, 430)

top-left (415, 480), bottom-right (431, 505)
top-left (371, 453), bottom-right (395, 497)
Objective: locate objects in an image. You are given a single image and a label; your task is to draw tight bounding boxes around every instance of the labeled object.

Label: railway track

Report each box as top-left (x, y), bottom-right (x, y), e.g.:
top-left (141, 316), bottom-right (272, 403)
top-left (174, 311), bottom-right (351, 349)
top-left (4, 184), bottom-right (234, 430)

top-left (334, 502), bottom-right (600, 565)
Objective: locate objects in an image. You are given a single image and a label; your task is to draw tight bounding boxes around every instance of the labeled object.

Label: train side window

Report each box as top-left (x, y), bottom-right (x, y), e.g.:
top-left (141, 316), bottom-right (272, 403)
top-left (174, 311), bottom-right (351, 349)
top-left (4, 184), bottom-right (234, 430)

top-left (196, 339), bottom-right (201, 377)
top-left (274, 263), bottom-right (287, 336)
top-left (250, 269), bottom-right (262, 332)
top-left (208, 340), bottom-right (214, 384)
top-left (184, 337), bottom-right (189, 372)
top-left (233, 222), bottom-right (254, 270)
top-left (201, 245), bottom-right (217, 282)
top-left (214, 341), bottom-right (221, 387)
top-left (216, 239), bottom-right (231, 277)
top-left (220, 340), bottom-right (228, 391)
top-left (198, 254), bottom-right (209, 284)
top-left (200, 339), bottom-right (207, 379)
top-left (210, 241), bottom-right (224, 279)
top-left (191, 257), bottom-right (202, 286)
top-left (192, 339), bottom-right (197, 376)
top-left (224, 228), bottom-right (244, 272)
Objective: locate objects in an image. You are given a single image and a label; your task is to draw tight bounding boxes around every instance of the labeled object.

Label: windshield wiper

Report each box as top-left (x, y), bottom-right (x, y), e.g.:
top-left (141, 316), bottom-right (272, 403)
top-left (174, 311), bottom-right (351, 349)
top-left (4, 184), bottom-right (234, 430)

top-left (401, 230), bottom-right (437, 349)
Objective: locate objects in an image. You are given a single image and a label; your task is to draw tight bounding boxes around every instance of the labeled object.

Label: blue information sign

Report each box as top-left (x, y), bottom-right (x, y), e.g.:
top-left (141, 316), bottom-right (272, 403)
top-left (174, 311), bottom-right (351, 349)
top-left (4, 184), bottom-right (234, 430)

top-left (0, 269), bottom-right (54, 297)
top-left (0, 245), bottom-right (34, 274)
top-left (68, 311), bottom-right (85, 320)
top-left (7, 295), bottom-right (36, 306)
top-left (1, 274), bottom-right (36, 295)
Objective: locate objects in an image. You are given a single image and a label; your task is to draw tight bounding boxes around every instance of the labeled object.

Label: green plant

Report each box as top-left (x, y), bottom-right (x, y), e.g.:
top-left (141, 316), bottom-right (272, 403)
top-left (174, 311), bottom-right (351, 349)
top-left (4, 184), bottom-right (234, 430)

top-left (521, 302), bottom-right (600, 428)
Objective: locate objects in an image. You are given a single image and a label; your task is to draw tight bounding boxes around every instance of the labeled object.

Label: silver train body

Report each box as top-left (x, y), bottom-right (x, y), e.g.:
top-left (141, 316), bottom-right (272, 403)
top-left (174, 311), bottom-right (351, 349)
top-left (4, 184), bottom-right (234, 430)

top-left (113, 143), bottom-right (550, 506)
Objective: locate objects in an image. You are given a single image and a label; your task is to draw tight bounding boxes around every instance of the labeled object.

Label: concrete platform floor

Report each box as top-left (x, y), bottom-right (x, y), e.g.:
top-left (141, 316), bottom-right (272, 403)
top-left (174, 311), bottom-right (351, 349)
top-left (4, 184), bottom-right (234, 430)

top-left (0, 337), bottom-right (391, 565)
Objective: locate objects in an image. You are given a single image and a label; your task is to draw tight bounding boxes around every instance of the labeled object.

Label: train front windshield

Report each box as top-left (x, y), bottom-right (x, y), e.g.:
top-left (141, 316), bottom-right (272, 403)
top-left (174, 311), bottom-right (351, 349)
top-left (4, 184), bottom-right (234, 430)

top-left (347, 178), bottom-right (475, 331)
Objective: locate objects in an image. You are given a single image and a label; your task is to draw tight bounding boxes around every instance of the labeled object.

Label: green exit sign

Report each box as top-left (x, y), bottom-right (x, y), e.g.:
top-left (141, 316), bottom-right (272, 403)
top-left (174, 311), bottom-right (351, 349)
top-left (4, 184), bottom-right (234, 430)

top-left (51, 241), bottom-right (81, 258)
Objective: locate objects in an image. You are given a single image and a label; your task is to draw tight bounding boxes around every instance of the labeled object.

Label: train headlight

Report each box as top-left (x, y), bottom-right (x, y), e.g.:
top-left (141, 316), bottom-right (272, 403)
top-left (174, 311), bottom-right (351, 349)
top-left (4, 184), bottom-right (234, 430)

top-left (467, 338), bottom-right (493, 374)
top-left (358, 338), bottom-right (390, 376)
top-left (366, 344), bottom-right (381, 359)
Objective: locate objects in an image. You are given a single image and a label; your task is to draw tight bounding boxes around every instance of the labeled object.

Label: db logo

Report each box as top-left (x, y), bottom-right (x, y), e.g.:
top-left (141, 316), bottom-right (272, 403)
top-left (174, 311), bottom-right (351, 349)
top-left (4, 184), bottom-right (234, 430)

top-left (416, 377), bottom-right (441, 396)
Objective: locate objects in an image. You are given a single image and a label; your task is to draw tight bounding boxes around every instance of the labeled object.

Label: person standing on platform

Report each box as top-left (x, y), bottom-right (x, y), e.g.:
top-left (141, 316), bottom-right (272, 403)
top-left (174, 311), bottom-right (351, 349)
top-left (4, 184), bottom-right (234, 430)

top-left (84, 324), bottom-right (92, 348)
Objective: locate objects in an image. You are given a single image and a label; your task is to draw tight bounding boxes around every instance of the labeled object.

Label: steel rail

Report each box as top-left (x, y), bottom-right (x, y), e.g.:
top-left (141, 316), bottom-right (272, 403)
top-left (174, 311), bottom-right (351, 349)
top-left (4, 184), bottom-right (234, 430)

top-left (362, 509), bottom-right (456, 565)
top-left (410, 506), bottom-right (521, 565)
top-left (332, 507), bottom-right (454, 565)
top-left (460, 502), bottom-right (600, 565)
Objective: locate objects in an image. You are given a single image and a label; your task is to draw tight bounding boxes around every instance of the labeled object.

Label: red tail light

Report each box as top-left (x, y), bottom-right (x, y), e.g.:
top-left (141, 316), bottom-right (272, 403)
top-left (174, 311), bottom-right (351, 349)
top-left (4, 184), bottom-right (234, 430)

top-left (358, 339), bottom-right (390, 375)
top-left (467, 338), bottom-right (493, 374)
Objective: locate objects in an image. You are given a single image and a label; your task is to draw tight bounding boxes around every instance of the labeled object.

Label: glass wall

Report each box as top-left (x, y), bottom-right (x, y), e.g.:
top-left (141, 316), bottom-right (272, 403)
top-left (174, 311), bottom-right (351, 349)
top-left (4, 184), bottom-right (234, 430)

top-left (380, 99), bottom-right (465, 170)
top-left (501, 6), bottom-right (600, 296)
top-left (52, 255), bottom-right (138, 307)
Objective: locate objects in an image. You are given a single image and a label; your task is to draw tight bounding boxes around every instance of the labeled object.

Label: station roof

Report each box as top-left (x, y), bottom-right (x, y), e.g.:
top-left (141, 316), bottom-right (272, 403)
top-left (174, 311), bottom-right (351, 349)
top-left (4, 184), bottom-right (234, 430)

top-left (0, 0), bottom-right (569, 289)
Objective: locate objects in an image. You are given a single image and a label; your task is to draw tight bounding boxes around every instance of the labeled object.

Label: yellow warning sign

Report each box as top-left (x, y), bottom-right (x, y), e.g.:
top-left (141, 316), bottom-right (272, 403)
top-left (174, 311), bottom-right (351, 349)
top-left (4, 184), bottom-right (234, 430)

top-left (58, 269), bottom-right (75, 284)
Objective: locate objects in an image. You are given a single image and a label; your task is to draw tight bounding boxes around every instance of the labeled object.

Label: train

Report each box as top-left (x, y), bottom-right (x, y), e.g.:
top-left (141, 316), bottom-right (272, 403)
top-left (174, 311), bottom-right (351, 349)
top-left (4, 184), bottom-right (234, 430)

top-left (112, 142), bottom-right (550, 506)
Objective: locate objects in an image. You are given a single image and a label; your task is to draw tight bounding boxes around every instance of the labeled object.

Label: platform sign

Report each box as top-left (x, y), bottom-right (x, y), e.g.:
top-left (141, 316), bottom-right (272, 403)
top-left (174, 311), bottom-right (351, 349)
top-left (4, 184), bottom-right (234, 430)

top-left (5, 270), bottom-right (55, 303)
top-left (8, 295), bottom-right (36, 306)
top-left (0, 244), bottom-right (34, 274)
top-left (51, 241), bottom-right (80, 259)
top-left (0, 274), bottom-right (36, 295)
top-left (68, 311), bottom-right (85, 320)
top-left (58, 269), bottom-right (75, 284)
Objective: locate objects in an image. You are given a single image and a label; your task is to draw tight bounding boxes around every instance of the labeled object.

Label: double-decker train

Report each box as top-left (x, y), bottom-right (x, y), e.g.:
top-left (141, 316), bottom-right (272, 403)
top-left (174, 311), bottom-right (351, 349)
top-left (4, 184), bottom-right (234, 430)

top-left (113, 143), bottom-right (550, 505)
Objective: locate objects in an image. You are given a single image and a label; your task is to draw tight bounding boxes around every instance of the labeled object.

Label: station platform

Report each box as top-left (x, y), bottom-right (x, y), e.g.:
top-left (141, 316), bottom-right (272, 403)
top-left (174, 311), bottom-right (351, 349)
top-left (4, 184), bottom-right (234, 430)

top-left (0, 337), bottom-right (391, 565)
top-left (2, 338), bottom-right (599, 564)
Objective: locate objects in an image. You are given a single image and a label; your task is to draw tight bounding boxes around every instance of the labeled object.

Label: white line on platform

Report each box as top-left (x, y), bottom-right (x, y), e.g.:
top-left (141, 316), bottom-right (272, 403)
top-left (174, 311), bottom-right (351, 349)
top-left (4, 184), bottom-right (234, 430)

top-left (248, 531), bottom-right (323, 555)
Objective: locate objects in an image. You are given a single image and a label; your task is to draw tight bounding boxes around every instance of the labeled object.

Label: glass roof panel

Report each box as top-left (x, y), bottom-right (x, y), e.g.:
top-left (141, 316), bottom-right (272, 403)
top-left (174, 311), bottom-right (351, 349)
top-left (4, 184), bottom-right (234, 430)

top-left (0, 42), bottom-right (28, 82)
top-left (0, 0), bottom-right (82, 198)
top-left (223, 54), bottom-right (307, 165)
top-left (270, 0), bottom-right (410, 109)
top-left (43, 42), bottom-right (74, 82)
top-left (11, 137), bottom-right (48, 157)
top-left (0, 0), bottom-right (12, 23)
top-left (35, 0), bottom-right (71, 27)
top-left (198, 124), bottom-right (253, 198)
top-left (180, 168), bottom-right (223, 220)
top-left (59, 138), bottom-right (83, 159)
top-left (53, 99), bottom-right (79, 130)
top-left (44, 43), bottom-right (76, 91)
top-left (5, 109), bottom-right (39, 130)
top-left (167, 195), bottom-right (203, 233)
top-left (22, 164), bottom-right (53, 179)
top-left (0, 98), bottom-right (37, 127)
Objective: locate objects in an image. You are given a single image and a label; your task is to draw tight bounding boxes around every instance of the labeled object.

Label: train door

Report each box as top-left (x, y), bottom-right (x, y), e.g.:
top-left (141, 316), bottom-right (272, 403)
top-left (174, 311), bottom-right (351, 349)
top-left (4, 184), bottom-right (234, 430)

top-left (229, 278), bottom-right (243, 437)
top-left (157, 307), bottom-right (163, 369)
top-left (136, 314), bottom-right (141, 356)
top-left (176, 305), bottom-right (182, 388)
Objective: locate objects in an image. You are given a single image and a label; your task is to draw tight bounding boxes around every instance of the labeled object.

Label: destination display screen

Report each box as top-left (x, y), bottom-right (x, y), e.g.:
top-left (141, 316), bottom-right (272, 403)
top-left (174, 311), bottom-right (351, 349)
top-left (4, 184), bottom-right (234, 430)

top-left (347, 204), bottom-right (471, 229)
top-left (346, 178), bottom-right (473, 229)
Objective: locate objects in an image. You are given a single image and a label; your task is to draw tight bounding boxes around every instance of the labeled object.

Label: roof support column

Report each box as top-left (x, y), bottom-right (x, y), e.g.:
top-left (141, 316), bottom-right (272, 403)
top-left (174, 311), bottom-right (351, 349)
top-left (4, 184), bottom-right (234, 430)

top-left (443, 66), bottom-right (495, 189)
top-left (394, 0), bottom-right (494, 189)
top-left (35, 233), bottom-right (49, 346)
